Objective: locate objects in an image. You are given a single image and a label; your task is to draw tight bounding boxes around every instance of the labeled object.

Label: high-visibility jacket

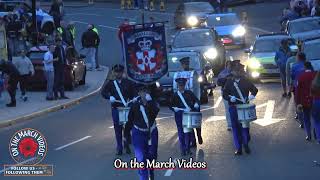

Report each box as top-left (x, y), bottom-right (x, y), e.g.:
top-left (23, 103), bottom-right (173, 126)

top-left (57, 27), bottom-right (64, 35)
top-left (92, 27), bottom-right (99, 35)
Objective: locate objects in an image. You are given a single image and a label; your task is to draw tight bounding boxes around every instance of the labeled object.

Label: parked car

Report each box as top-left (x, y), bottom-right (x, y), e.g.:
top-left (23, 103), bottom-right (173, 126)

top-left (0, 0), bottom-right (55, 34)
top-left (157, 51), bottom-right (215, 105)
top-left (206, 13), bottom-right (246, 47)
top-left (174, 2), bottom-right (214, 29)
top-left (170, 28), bottom-right (226, 74)
top-left (245, 33), bottom-right (296, 79)
top-left (27, 46), bottom-right (86, 90)
top-left (286, 17), bottom-right (320, 42)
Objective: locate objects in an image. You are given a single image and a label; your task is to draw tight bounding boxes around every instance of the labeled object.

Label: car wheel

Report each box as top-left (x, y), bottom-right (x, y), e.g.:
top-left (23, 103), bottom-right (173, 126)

top-left (79, 69), bottom-right (86, 85)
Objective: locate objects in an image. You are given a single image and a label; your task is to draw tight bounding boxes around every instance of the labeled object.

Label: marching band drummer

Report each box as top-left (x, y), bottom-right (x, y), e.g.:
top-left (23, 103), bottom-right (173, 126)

top-left (101, 64), bottom-right (136, 155)
top-left (170, 78), bottom-right (202, 156)
top-left (124, 84), bottom-right (160, 180)
top-left (222, 63), bottom-right (258, 155)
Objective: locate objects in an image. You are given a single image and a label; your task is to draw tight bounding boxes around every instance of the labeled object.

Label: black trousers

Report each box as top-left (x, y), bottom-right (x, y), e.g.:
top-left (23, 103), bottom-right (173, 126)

top-left (8, 76), bottom-right (19, 103)
top-left (54, 67), bottom-right (65, 98)
top-left (19, 74), bottom-right (30, 96)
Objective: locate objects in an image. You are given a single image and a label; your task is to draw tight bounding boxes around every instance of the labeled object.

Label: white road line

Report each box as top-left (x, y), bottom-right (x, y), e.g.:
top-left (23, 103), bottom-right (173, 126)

top-left (213, 96), bottom-right (223, 108)
top-left (247, 26), bottom-right (272, 34)
top-left (54, 136), bottom-right (91, 151)
top-left (254, 100), bottom-right (285, 126)
top-left (73, 20), bottom-right (89, 25)
top-left (98, 24), bottom-right (119, 30)
top-left (205, 116), bottom-right (226, 122)
top-left (164, 158), bottom-right (178, 176)
top-left (0, 157), bottom-right (36, 174)
top-left (256, 102), bottom-right (267, 109)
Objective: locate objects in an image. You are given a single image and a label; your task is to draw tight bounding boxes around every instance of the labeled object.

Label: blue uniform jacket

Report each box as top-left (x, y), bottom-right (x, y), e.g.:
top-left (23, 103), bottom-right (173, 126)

top-left (275, 48), bottom-right (290, 72)
top-left (291, 61), bottom-right (305, 87)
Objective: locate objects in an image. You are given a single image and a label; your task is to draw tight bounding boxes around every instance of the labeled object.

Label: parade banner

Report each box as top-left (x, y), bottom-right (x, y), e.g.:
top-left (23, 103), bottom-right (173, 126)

top-left (123, 23), bottom-right (168, 84)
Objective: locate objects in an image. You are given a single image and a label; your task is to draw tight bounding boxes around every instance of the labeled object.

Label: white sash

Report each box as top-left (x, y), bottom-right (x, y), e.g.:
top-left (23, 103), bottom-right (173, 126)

top-left (113, 80), bottom-right (127, 106)
top-left (140, 105), bottom-right (152, 145)
top-left (233, 81), bottom-right (246, 104)
top-left (177, 91), bottom-right (191, 111)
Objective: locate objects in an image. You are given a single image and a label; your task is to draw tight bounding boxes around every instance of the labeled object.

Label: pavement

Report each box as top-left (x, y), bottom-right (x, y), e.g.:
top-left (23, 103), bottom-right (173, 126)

top-left (0, 68), bottom-right (109, 128)
top-left (1, 1), bottom-right (320, 180)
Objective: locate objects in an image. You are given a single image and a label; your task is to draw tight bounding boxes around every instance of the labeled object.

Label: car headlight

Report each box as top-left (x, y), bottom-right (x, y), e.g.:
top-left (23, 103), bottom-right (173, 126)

top-left (198, 76), bottom-right (204, 83)
top-left (232, 26), bottom-right (246, 37)
top-left (204, 48), bottom-right (218, 60)
top-left (248, 58), bottom-right (261, 69)
top-left (187, 16), bottom-right (199, 27)
top-left (156, 81), bottom-right (160, 88)
top-left (251, 71), bottom-right (260, 78)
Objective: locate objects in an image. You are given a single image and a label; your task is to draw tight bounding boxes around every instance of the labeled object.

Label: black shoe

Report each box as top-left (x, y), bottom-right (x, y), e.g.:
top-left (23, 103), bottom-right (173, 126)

top-left (59, 96), bottom-right (69, 99)
top-left (6, 102), bottom-right (16, 107)
top-left (198, 136), bottom-right (203, 145)
top-left (234, 150), bottom-right (242, 156)
top-left (23, 96), bottom-right (28, 102)
top-left (306, 136), bottom-right (311, 141)
top-left (299, 124), bottom-right (304, 129)
top-left (125, 146), bottom-right (131, 154)
top-left (116, 150), bottom-right (123, 156)
top-left (181, 151), bottom-right (186, 156)
top-left (244, 145), bottom-right (251, 154)
top-left (46, 97), bottom-right (54, 101)
top-left (282, 93), bottom-right (287, 97)
top-left (287, 93), bottom-right (292, 98)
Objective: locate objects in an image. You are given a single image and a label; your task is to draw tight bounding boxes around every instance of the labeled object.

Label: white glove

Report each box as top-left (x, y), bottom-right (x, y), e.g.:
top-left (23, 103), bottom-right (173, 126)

top-left (145, 93), bottom-right (152, 101)
top-left (248, 95), bottom-right (255, 101)
top-left (194, 103), bottom-right (199, 109)
top-left (230, 96), bottom-right (237, 103)
top-left (184, 108), bottom-right (191, 112)
top-left (109, 96), bottom-right (116, 103)
top-left (173, 107), bottom-right (180, 112)
top-left (132, 96), bottom-right (139, 103)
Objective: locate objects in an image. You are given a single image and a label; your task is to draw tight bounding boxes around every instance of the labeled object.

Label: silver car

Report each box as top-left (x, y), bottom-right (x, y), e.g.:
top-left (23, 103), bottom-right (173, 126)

top-left (286, 17), bottom-right (320, 42)
top-left (171, 28), bottom-right (226, 74)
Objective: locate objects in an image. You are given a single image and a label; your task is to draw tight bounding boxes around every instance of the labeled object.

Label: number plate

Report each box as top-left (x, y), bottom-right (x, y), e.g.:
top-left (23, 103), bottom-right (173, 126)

top-left (265, 69), bottom-right (279, 73)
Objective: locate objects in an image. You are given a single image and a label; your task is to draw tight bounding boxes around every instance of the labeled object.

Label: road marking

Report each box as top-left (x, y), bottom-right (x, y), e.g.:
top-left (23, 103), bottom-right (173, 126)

top-left (98, 24), bottom-right (119, 30)
top-left (205, 116), bottom-right (226, 122)
top-left (73, 20), bottom-right (88, 25)
top-left (156, 116), bottom-right (174, 120)
top-left (247, 26), bottom-right (272, 34)
top-left (256, 102), bottom-right (267, 109)
top-left (164, 158), bottom-right (178, 176)
top-left (253, 100), bottom-right (285, 126)
top-left (55, 136), bottom-right (91, 151)
top-left (0, 157), bottom-right (36, 174)
top-left (213, 96), bottom-right (222, 108)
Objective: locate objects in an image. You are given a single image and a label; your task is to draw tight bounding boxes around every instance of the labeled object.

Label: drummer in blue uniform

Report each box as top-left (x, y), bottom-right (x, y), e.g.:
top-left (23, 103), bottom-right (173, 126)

top-left (222, 62), bottom-right (258, 155)
top-left (170, 78), bottom-right (201, 156)
top-left (124, 84), bottom-right (160, 180)
top-left (101, 64), bottom-right (136, 155)
top-left (178, 57), bottom-right (202, 148)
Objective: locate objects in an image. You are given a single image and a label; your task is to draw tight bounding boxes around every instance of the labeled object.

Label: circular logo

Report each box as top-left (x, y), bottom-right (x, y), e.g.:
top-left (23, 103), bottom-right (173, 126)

top-left (9, 128), bottom-right (47, 165)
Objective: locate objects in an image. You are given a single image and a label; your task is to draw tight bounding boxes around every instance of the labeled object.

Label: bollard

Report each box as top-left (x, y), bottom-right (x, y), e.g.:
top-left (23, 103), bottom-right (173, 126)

top-left (121, 0), bottom-right (125, 9)
top-left (160, 0), bottom-right (165, 12)
top-left (149, 0), bottom-right (155, 11)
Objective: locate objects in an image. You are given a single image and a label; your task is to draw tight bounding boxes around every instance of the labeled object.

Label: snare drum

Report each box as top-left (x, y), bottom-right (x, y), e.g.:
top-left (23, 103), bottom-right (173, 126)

top-left (117, 107), bottom-right (130, 125)
top-left (236, 104), bottom-right (257, 122)
top-left (182, 111), bottom-right (202, 129)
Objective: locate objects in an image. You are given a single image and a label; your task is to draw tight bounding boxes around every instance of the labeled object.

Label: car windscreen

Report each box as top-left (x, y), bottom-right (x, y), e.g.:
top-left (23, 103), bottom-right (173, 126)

top-left (289, 19), bottom-right (320, 34)
top-left (206, 15), bottom-right (239, 26)
top-left (167, 55), bottom-right (201, 71)
top-left (185, 3), bottom-right (214, 13)
top-left (253, 39), bottom-right (290, 53)
top-left (304, 42), bottom-right (320, 60)
top-left (173, 31), bottom-right (214, 48)
top-left (28, 51), bottom-right (46, 61)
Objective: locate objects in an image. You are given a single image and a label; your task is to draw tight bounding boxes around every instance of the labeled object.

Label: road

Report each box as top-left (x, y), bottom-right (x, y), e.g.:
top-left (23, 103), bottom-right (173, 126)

top-left (1, 1), bottom-right (320, 180)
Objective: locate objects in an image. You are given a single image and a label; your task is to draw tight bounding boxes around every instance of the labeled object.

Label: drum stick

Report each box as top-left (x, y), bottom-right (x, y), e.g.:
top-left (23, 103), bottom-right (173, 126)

top-left (172, 107), bottom-right (188, 111)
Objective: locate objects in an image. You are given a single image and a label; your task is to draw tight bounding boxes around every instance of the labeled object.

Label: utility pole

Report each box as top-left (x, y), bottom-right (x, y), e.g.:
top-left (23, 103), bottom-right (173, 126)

top-left (31, 0), bottom-right (37, 32)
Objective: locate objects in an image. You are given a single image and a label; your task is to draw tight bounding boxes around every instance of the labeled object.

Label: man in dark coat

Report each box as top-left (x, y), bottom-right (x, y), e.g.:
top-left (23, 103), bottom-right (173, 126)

top-left (53, 37), bottom-right (68, 99)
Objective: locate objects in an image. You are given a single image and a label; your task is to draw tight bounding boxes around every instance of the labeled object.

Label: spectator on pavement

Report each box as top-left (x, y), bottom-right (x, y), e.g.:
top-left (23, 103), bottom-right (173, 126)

top-left (6, 14), bottom-right (23, 57)
top-left (49, 0), bottom-right (64, 27)
top-left (81, 24), bottom-right (100, 71)
top-left (92, 25), bottom-right (102, 71)
top-left (43, 45), bottom-right (57, 101)
top-left (275, 39), bottom-right (291, 97)
top-left (296, 62), bottom-right (320, 142)
top-left (53, 38), bottom-right (69, 100)
top-left (64, 22), bottom-right (75, 47)
top-left (0, 59), bottom-right (20, 107)
top-left (12, 50), bottom-right (34, 102)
